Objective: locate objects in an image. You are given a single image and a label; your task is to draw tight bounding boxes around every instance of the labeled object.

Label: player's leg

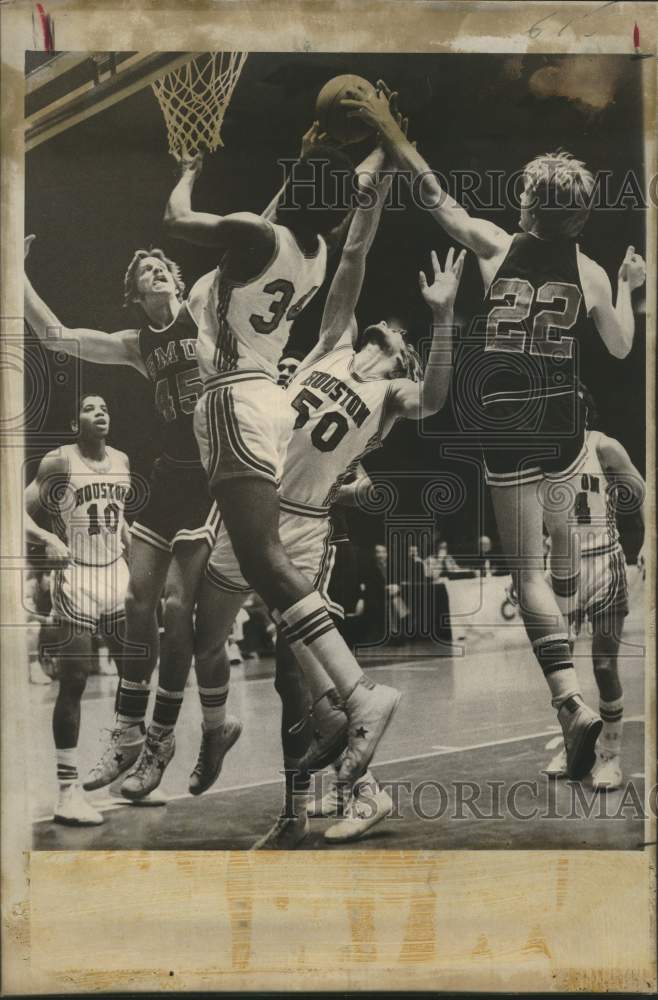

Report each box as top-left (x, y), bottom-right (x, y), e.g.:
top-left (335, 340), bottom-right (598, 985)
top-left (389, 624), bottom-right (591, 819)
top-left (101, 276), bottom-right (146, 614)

top-left (84, 539), bottom-right (170, 790)
top-left (46, 623), bottom-right (103, 825)
top-left (122, 565), bottom-right (244, 800)
top-left (216, 476), bottom-right (400, 784)
top-left (120, 540), bottom-right (209, 797)
top-left (588, 549), bottom-right (629, 790)
top-left (252, 632), bottom-right (314, 850)
top-left (490, 480), bottom-right (601, 779)
top-left (589, 610), bottom-right (625, 790)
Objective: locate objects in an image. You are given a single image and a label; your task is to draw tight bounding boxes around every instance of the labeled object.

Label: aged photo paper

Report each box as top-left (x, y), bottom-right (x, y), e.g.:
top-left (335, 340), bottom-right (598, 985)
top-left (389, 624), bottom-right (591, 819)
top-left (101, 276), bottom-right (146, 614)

top-left (1, 0), bottom-right (656, 993)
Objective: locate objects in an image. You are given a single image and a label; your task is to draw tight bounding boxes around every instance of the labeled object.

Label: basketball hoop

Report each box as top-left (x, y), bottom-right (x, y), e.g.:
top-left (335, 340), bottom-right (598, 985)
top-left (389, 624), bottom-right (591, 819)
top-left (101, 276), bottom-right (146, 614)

top-left (151, 51), bottom-right (248, 158)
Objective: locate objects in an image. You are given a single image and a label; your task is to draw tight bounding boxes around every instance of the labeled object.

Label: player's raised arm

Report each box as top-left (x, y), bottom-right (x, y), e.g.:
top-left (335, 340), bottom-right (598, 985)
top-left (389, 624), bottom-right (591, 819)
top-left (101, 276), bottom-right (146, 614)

top-left (304, 147), bottom-right (392, 364)
top-left (163, 152), bottom-right (275, 257)
top-left (24, 237), bottom-right (145, 372)
top-left (389, 247), bottom-right (465, 420)
top-left (581, 246), bottom-right (646, 359)
top-left (24, 452), bottom-right (72, 566)
top-left (341, 83), bottom-right (510, 260)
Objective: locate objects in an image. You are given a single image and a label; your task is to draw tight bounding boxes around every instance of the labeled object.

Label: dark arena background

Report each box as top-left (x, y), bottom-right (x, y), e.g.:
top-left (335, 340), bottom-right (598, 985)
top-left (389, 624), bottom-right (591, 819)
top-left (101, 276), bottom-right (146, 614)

top-left (24, 51), bottom-right (648, 851)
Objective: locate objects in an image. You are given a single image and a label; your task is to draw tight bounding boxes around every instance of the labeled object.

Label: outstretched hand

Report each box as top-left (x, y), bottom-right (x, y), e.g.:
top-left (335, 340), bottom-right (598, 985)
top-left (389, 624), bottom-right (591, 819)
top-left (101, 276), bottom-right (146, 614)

top-left (618, 245), bottom-right (646, 291)
top-left (25, 234), bottom-right (36, 260)
top-left (300, 120), bottom-right (331, 157)
top-left (178, 150), bottom-right (204, 179)
top-left (419, 248), bottom-right (466, 313)
top-left (341, 78), bottom-right (403, 139)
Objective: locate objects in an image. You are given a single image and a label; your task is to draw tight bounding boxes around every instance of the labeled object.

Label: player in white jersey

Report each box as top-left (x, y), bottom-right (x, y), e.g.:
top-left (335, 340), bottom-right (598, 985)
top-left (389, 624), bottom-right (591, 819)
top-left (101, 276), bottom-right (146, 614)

top-left (164, 133), bottom-right (411, 789)
top-left (541, 391), bottom-right (645, 790)
top-left (24, 394), bottom-right (131, 825)
top-left (193, 175), bottom-right (464, 849)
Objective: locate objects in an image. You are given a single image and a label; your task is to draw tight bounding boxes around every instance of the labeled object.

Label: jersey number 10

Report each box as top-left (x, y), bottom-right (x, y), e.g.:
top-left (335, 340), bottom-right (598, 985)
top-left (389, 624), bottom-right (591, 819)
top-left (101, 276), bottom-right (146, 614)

top-left (87, 502), bottom-right (120, 536)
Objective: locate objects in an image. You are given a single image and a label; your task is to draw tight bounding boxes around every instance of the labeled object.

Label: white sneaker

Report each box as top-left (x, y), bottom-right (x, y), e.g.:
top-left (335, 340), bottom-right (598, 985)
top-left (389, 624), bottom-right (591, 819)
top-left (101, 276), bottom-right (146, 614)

top-left (83, 723), bottom-right (145, 790)
top-left (338, 679), bottom-right (401, 783)
top-left (54, 784), bottom-right (104, 826)
top-left (557, 698), bottom-right (602, 780)
top-left (308, 770), bottom-right (346, 818)
top-left (589, 751), bottom-right (623, 791)
top-left (324, 779), bottom-right (393, 844)
top-left (299, 693), bottom-right (348, 774)
top-left (542, 745), bottom-right (568, 778)
top-left (120, 729), bottom-right (176, 800)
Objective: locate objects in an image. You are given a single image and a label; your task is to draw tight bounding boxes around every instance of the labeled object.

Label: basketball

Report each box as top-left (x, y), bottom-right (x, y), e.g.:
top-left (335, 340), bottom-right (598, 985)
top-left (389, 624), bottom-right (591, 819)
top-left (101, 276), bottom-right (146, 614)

top-left (315, 74), bottom-right (376, 144)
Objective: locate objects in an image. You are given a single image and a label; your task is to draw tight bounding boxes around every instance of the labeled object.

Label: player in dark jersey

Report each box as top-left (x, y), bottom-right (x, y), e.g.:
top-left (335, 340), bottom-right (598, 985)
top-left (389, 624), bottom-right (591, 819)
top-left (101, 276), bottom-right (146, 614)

top-left (24, 237), bottom-right (241, 793)
top-left (343, 83), bottom-right (646, 780)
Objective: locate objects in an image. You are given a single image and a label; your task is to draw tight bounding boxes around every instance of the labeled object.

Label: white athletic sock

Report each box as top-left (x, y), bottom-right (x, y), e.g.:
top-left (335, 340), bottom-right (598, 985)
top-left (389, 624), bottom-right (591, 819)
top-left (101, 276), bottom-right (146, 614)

top-left (198, 684), bottom-right (228, 730)
top-left (599, 696), bottom-right (623, 755)
top-left (56, 747), bottom-right (78, 788)
top-left (277, 592), bottom-right (362, 701)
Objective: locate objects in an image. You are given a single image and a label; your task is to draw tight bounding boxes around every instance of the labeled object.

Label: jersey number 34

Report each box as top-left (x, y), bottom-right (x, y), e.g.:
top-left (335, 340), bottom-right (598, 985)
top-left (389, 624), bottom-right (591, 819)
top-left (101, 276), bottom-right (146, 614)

top-left (486, 278), bottom-right (582, 358)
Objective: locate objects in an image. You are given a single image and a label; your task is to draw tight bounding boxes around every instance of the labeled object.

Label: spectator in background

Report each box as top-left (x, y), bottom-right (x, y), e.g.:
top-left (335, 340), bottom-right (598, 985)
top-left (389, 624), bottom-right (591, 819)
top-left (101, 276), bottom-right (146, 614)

top-left (276, 344), bottom-right (308, 388)
top-left (425, 540), bottom-right (462, 581)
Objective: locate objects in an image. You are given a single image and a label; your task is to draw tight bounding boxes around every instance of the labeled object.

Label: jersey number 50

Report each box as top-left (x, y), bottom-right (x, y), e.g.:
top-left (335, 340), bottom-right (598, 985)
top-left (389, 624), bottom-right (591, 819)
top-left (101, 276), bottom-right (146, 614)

top-left (486, 278), bottom-right (582, 358)
top-left (291, 389), bottom-right (349, 452)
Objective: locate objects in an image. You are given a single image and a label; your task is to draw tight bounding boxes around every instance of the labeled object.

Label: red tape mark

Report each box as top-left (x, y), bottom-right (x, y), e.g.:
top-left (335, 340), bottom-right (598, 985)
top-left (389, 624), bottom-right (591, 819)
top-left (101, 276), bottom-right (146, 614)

top-left (633, 23), bottom-right (640, 51)
top-left (35, 4), bottom-right (54, 52)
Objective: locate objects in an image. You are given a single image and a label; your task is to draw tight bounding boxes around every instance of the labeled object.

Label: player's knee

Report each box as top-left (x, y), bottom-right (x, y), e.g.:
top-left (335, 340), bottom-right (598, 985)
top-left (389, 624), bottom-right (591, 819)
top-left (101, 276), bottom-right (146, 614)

top-left (163, 588), bottom-right (195, 630)
top-left (237, 540), bottom-right (287, 592)
top-left (59, 664), bottom-right (87, 697)
top-left (593, 652), bottom-right (617, 679)
top-left (125, 584), bottom-right (156, 623)
top-left (194, 630), bottom-right (227, 668)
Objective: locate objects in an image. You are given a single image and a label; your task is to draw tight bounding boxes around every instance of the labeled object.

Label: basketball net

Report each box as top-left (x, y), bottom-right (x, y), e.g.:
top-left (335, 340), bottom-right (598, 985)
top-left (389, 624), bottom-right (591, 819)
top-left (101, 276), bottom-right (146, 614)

top-left (152, 51), bottom-right (248, 158)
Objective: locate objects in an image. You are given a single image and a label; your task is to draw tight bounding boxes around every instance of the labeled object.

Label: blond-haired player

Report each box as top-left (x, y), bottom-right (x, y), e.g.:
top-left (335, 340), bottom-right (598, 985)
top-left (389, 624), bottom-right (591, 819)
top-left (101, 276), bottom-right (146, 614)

top-left (344, 83), bottom-right (646, 780)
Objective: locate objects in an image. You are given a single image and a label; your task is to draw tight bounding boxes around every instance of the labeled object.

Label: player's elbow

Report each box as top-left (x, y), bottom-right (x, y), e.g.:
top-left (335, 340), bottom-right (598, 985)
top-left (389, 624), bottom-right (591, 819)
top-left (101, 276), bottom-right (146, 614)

top-left (608, 336), bottom-right (632, 360)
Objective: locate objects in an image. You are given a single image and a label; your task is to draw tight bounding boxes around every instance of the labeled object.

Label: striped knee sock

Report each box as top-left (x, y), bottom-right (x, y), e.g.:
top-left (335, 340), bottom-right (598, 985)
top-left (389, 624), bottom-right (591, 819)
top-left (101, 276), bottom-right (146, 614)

top-left (198, 684), bottom-right (228, 731)
top-left (532, 633), bottom-right (581, 709)
top-left (56, 747), bottom-right (78, 787)
top-left (116, 678), bottom-right (150, 728)
top-left (150, 687), bottom-right (184, 737)
top-left (599, 696), bottom-right (623, 755)
top-left (277, 592), bottom-right (360, 702)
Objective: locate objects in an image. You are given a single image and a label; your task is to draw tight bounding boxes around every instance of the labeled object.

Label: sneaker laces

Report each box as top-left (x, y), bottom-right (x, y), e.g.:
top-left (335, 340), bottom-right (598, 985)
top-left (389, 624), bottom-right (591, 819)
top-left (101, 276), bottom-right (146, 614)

top-left (345, 781), bottom-right (375, 821)
top-left (191, 729), bottom-right (213, 777)
top-left (130, 738), bottom-right (160, 780)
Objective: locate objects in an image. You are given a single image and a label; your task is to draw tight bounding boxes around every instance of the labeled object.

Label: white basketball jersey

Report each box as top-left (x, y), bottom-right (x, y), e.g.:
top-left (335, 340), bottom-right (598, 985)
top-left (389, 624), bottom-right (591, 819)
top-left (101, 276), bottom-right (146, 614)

top-left (565, 430), bottom-right (619, 553)
top-left (197, 223), bottom-right (327, 384)
top-left (279, 347), bottom-right (399, 514)
top-left (54, 444), bottom-right (131, 566)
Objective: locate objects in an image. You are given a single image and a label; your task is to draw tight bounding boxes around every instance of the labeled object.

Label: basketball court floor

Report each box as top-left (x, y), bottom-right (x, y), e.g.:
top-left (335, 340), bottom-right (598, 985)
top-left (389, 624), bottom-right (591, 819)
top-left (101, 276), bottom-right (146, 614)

top-left (31, 578), bottom-right (648, 852)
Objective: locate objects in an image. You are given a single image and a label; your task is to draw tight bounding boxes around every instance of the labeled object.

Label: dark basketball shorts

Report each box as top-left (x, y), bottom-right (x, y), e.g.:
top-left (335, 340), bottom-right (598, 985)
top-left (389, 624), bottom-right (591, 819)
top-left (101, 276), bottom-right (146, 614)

top-left (131, 455), bottom-right (220, 553)
top-left (480, 391), bottom-right (586, 488)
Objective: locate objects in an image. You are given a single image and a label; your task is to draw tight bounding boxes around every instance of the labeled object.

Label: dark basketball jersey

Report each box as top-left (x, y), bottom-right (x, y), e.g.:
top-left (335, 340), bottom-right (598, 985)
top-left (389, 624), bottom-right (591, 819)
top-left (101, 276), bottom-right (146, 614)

top-left (138, 302), bottom-right (203, 465)
top-left (476, 233), bottom-right (591, 406)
